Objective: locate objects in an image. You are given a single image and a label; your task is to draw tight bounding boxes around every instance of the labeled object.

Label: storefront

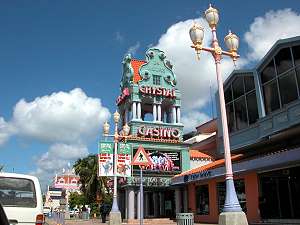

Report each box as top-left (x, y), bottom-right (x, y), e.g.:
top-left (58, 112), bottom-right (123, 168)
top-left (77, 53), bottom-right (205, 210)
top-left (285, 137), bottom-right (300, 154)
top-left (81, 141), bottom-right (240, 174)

top-left (259, 166), bottom-right (300, 220)
top-left (172, 147), bottom-right (300, 224)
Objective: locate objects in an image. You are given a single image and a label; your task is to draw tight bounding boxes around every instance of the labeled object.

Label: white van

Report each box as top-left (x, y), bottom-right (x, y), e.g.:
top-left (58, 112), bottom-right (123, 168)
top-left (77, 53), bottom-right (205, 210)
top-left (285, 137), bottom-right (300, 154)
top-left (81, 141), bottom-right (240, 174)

top-left (0, 172), bottom-right (44, 225)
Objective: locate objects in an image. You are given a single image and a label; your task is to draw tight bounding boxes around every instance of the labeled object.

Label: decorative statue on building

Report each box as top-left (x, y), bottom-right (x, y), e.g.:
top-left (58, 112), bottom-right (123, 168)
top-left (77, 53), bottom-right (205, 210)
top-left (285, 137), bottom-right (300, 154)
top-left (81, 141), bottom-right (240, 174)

top-left (120, 54), bottom-right (134, 90)
top-left (139, 48), bottom-right (177, 87)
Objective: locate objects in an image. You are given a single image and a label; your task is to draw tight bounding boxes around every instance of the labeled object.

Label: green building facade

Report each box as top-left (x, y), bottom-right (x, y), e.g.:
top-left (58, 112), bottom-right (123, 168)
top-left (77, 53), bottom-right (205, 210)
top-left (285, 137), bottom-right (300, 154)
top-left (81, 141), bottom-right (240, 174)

top-left (116, 48), bottom-right (190, 219)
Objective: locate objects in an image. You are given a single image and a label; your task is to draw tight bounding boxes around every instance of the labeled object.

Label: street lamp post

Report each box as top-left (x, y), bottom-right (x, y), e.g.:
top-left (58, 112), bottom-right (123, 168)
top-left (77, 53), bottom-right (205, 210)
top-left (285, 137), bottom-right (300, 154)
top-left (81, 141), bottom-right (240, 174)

top-left (189, 4), bottom-right (248, 225)
top-left (103, 111), bottom-right (130, 225)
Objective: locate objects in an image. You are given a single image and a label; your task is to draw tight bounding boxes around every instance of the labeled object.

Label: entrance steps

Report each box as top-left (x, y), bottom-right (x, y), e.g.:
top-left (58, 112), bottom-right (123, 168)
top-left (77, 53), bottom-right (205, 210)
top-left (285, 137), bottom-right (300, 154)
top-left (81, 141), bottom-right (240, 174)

top-left (125, 218), bottom-right (176, 225)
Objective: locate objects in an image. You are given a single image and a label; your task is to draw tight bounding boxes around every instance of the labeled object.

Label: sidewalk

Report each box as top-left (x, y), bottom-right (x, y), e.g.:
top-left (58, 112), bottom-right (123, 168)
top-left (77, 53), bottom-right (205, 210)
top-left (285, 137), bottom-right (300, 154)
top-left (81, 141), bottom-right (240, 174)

top-left (46, 218), bottom-right (106, 225)
top-left (46, 218), bottom-right (217, 225)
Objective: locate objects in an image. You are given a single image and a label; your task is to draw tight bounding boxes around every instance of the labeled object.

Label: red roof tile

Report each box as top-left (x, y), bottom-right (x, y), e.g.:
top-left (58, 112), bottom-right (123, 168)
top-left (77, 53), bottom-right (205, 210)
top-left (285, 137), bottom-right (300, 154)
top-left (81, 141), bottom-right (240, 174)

top-left (131, 59), bottom-right (145, 83)
top-left (174, 154), bottom-right (243, 178)
top-left (190, 150), bottom-right (213, 159)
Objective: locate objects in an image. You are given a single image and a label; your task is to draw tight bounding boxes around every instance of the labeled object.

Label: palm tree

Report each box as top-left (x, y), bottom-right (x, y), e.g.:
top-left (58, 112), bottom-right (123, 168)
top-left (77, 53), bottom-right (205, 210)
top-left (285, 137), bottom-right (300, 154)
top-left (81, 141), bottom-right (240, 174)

top-left (74, 154), bottom-right (110, 204)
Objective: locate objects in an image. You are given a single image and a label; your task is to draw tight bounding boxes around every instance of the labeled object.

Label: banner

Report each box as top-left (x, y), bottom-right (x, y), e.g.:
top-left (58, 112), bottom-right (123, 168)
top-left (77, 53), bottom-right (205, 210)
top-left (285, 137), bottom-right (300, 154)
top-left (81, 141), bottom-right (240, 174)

top-left (139, 151), bottom-right (181, 173)
top-left (98, 142), bottom-right (114, 177)
top-left (117, 143), bottom-right (132, 177)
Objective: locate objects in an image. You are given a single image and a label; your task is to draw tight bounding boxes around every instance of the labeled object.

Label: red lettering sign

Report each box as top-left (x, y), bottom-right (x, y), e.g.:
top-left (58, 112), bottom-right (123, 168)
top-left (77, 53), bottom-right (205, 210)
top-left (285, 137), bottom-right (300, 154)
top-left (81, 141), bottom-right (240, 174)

top-left (139, 86), bottom-right (176, 98)
top-left (137, 126), bottom-right (180, 139)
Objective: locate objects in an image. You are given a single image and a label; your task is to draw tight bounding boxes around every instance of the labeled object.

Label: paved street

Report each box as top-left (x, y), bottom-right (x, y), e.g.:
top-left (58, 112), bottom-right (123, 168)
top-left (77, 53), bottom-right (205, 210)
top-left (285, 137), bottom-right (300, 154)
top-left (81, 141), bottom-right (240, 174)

top-left (45, 218), bottom-right (217, 225)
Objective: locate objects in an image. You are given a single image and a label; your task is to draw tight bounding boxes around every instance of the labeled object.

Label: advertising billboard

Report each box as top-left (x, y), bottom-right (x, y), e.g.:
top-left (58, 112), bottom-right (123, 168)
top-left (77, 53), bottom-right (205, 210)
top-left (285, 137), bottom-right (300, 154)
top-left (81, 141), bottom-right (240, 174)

top-left (133, 150), bottom-right (181, 173)
top-left (117, 143), bottom-right (132, 177)
top-left (98, 142), bottom-right (114, 177)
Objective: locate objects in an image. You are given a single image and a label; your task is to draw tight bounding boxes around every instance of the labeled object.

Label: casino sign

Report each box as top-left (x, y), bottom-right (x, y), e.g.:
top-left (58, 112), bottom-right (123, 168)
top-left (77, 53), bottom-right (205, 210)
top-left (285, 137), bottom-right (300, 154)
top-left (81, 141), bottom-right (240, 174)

top-left (137, 125), bottom-right (180, 139)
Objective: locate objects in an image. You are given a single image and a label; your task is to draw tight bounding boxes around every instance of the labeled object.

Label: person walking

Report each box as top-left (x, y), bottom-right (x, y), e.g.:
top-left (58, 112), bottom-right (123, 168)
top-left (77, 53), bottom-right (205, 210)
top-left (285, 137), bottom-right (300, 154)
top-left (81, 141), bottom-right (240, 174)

top-left (100, 202), bottom-right (110, 223)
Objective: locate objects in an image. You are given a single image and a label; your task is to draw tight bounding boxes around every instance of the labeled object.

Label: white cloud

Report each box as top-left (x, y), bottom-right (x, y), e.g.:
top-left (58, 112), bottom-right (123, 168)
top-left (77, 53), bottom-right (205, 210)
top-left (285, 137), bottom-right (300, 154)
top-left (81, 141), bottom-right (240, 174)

top-left (245, 8), bottom-right (300, 61)
top-left (48, 143), bottom-right (89, 160)
top-left (127, 42), bottom-right (141, 56)
top-left (155, 18), bottom-right (241, 112)
top-left (0, 117), bottom-right (15, 146)
top-left (11, 88), bottom-right (110, 144)
top-left (181, 110), bottom-right (211, 132)
top-left (0, 88), bottom-right (110, 187)
top-left (31, 143), bottom-right (88, 188)
top-left (155, 8), bottom-right (300, 131)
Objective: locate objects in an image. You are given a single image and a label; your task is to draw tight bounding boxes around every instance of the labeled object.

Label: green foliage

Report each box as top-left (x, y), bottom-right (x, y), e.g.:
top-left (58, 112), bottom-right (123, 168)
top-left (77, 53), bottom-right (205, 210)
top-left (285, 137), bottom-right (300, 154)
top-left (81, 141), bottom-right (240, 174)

top-left (73, 154), bottom-right (111, 205)
top-left (90, 202), bottom-right (100, 216)
top-left (0, 165), bottom-right (4, 172)
top-left (69, 192), bottom-right (87, 209)
top-left (102, 192), bottom-right (112, 205)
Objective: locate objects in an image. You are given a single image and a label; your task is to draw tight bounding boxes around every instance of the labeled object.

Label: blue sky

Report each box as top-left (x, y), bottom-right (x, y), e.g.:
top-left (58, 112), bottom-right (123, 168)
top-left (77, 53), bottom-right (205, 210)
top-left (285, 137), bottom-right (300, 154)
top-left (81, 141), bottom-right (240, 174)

top-left (0, 0), bottom-right (300, 189)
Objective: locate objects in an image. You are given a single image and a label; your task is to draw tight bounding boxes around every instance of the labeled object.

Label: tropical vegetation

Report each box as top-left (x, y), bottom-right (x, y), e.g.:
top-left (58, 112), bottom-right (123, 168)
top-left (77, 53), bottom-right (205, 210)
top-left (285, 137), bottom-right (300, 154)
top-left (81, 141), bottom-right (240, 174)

top-left (73, 154), bottom-right (112, 212)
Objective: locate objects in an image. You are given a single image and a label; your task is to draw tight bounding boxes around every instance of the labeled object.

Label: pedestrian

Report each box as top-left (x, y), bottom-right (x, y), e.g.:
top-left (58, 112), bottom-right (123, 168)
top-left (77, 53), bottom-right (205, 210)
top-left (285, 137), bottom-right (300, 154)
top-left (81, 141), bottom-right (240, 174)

top-left (82, 205), bottom-right (87, 220)
top-left (100, 202), bottom-right (110, 223)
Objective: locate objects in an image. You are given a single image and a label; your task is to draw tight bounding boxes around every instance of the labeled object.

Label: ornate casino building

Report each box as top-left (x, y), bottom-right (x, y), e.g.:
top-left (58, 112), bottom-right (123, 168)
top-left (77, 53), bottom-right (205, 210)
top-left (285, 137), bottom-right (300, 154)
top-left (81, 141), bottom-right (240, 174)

top-left (116, 48), bottom-right (190, 220)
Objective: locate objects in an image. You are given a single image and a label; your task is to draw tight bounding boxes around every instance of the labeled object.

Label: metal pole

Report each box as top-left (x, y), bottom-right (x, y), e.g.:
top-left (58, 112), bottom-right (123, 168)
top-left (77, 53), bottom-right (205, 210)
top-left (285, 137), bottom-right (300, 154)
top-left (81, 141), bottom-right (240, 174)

top-left (211, 27), bottom-right (241, 212)
top-left (140, 166), bottom-right (143, 225)
top-left (111, 123), bottom-right (119, 212)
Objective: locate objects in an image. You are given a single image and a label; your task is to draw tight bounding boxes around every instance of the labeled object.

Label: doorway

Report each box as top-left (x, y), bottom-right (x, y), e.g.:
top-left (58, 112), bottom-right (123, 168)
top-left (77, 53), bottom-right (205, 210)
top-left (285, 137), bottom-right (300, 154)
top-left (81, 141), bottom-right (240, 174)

top-left (259, 166), bottom-right (300, 219)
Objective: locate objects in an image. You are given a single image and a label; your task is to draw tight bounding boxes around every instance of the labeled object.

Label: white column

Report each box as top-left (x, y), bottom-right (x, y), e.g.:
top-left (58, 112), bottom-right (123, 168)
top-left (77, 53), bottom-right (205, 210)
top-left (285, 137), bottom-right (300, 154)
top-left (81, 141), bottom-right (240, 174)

top-left (172, 106), bottom-right (176, 124)
top-left (137, 102), bottom-right (142, 120)
top-left (175, 188), bottom-right (181, 214)
top-left (144, 192), bottom-right (149, 217)
top-left (153, 104), bottom-right (157, 122)
top-left (159, 192), bottom-right (165, 216)
top-left (132, 102), bottom-right (137, 120)
top-left (137, 190), bottom-right (141, 219)
top-left (157, 104), bottom-right (162, 122)
top-left (177, 107), bottom-right (181, 123)
top-left (128, 188), bottom-right (135, 220)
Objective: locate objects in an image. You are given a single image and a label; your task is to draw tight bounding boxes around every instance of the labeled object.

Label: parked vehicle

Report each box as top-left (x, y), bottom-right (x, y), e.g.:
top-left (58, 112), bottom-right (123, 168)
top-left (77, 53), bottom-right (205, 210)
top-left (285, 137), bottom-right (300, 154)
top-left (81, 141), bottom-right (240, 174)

top-left (0, 172), bottom-right (44, 225)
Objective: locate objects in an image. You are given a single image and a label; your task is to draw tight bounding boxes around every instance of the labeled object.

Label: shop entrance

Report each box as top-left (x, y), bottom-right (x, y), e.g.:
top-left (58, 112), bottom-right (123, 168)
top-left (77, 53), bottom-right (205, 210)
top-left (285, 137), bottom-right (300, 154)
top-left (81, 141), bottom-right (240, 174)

top-left (259, 166), bottom-right (300, 219)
